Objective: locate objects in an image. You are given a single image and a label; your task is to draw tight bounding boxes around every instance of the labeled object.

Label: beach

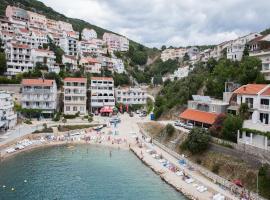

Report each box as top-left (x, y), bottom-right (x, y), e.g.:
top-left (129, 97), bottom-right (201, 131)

top-left (0, 114), bottom-right (239, 200)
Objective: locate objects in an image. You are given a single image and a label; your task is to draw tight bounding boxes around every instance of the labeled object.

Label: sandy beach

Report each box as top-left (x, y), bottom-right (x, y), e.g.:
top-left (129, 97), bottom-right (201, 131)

top-left (0, 114), bottom-right (240, 200)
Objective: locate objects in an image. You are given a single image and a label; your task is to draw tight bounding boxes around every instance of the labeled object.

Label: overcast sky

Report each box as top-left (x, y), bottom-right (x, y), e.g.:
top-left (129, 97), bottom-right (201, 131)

top-left (40, 0), bottom-right (270, 48)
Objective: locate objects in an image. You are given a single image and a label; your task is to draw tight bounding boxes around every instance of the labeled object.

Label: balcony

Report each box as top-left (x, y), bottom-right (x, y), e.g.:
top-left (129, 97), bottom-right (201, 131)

top-left (260, 104), bottom-right (270, 110)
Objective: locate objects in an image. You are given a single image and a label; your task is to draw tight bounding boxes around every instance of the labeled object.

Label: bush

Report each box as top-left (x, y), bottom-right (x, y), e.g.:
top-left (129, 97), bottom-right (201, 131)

top-left (53, 112), bottom-right (61, 121)
top-left (221, 115), bottom-right (243, 142)
top-left (24, 119), bottom-right (32, 124)
top-left (181, 128), bottom-right (211, 154)
top-left (212, 163), bottom-right (221, 174)
top-left (165, 124), bottom-right (175, 137)
top-left (63, 113), bottom-right (78, 119)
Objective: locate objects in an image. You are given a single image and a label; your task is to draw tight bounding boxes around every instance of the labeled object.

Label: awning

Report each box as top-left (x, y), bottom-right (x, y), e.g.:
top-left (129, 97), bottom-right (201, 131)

top-left (179, 109), bottom-right (219, 125)
top-left (100, 106), bottom-right (113, 113)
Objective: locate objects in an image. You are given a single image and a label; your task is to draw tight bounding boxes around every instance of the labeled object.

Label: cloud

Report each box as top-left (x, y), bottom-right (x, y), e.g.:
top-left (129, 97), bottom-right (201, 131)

top-left (40, 0), bottom-right (270, 48)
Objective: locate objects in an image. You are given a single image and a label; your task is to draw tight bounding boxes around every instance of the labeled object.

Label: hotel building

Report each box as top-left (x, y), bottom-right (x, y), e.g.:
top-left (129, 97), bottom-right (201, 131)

top-left (63, 77), bottom-right (87, 115)
top-left (115, 87), bottom-right (147, 105)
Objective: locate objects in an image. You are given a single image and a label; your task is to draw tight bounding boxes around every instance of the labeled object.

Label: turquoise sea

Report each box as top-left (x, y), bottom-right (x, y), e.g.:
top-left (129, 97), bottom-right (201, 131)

top-left (0, 145), bottom-right (186, 200)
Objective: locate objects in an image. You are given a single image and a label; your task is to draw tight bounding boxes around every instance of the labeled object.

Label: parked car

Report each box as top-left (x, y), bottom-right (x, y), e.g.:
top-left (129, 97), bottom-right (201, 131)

top-left (185, 123), bottom-right (194, 130)
top-left (136, 110), bottom-right (141, 114)
top-left (174, 120), bottom-right (180, 126)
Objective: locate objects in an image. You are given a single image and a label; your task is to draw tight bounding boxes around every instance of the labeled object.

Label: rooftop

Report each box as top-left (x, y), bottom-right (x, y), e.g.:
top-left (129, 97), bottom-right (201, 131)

top-left (21, 79), bottom-right (55, 86)
top-left (64, 77), bottom-right (87, 83)
top-left (179, 109), bottom-right (219, 125)
top-left (233, 84), bottom-right (268, 95)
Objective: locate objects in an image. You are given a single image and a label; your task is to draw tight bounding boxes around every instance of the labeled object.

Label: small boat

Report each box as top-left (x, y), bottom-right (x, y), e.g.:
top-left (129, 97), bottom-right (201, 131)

top-left (6, 148), bottom-right (16, 153)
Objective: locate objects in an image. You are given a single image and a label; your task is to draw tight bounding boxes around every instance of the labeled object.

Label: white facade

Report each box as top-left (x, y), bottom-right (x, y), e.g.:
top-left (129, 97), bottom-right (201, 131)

top-left (21, 79), bottom-right (57, 115)
top-left (103, 33), bottom-right (129, 52)
top-left (27, 11), bottom-right (47, 30)
top-left (64, 78), bottom-right (87, 115)
top-left (169, 66), bottom-right (190, 81)
top-left (5, 6), bottom-right (29, 27)
top-left (5, 43), bottom-right (34, 76)
top-left (59, 34), bottom-right (78, 56)
top-left (31, 49), bottom-right (56, 68)
top-left (0, 91), bottom-right (17, 129)
top-left (161, 48), bottom-right (187, 62)
top-left (62, 55), bottom-right (78, 70)
top-left (227, 33), bottom-right (261, 61)
top-left (58, 21), bottom-right (73, 32)
top-left (78, 40), bottom-right (98, 56)
top-left (111, 58), bottom-right (125, 73)
top-left (81, 28), bottom-right (97, 40)
top-left (90, 77), bottom-right (115, 112)
top-left (115, 87), bottom-right (147, 105)
top-left (80, 57), bottom-right (101, 74)
top-left (233, 84), bottom-right (270, 150)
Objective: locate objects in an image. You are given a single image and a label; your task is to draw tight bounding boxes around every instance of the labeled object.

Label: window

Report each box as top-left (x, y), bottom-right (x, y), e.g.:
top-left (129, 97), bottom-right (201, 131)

top-left (80, 106), bottom-right (84, 112)
top-left (73, 106), bottom-right (77, 111)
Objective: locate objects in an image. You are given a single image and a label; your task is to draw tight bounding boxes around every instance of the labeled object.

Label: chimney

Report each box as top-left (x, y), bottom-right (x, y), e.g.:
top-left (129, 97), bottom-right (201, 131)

top-left (243, 86), bottom-right (246, 91)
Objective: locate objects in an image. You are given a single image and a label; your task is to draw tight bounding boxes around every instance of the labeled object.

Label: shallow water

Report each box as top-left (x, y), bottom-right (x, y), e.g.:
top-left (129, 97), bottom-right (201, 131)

top-left (0, 145), bottom-right (186, 200)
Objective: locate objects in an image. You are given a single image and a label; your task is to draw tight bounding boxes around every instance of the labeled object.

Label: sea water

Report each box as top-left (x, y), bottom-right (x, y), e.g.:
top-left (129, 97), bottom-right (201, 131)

top-left (0, 145), bottom-right (186, 200)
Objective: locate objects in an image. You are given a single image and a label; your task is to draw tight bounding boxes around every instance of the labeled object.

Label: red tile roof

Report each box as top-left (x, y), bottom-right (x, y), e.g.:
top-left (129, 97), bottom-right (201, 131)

top-left (12, 43), bottom-right (30, 49)
top-left (233, 84), bottom-right (267, 95)
top-left (261, 87), bottom-right (270, 96)
top-left (64, 77), bottom-right (87, 83)
top-left (91, 77), bottom-right (113, 81)
top-left (22, 79), bottom-right (55, 86)
top-left (179, 109), bottom-right (219, 125)
top-left (82, 57), bottom-right (99, 64)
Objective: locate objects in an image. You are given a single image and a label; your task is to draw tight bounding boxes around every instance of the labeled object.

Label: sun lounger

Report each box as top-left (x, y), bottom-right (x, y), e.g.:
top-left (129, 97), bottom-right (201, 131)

top-left (176, 171), bottom-right (183, 176)
top-left (197, 185), bottom-right (208, 193)
top-left (6, 148), bottom-right (16, 153)
top-left (185, 178), bottom-right (194, 184)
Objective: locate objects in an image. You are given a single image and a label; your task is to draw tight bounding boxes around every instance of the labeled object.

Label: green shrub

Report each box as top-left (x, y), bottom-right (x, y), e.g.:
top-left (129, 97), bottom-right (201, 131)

top-left (24, 119), bottom-right (32, 124)
top-left (165, 124), bottom-right (175, 137)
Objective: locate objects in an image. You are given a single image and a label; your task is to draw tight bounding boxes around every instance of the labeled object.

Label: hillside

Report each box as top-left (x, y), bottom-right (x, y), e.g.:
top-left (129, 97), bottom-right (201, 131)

top-left (0, 0), bottom-right (146, 49)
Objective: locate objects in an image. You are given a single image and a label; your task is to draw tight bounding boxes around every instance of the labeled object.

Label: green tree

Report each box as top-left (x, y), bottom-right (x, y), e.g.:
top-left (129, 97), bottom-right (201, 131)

top-left (161, 45), bottom-right (166, 51)
top-left (131, 51), bottom-right (147, 65)
top-left (181, 128), bottom-right (211, 154)
top-left (243, 45), bottom-right (249, 57)
top-left (221, 115), bottom-right (243, 142)
top-left (183, 53), bottom-right (190, 61)
top-left (0, 52), bottom-right (7, 75)
top-left (239, 103), bottom-right (250, 119)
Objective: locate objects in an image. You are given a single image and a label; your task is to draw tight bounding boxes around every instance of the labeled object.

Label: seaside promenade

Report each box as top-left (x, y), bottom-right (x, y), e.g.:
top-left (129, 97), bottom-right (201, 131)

top-left (0, 113), bottom-right (240, 200)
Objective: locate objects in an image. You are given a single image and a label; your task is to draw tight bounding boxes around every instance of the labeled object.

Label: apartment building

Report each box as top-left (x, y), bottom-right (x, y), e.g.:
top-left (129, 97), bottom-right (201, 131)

top-left (27, 11), bottom-right (47, 30)
top-left (58, 21), bottom-right (73, 32)
top-left (78, 40), bottom-right (98, 57)
top-left (5, 43), bottom-right (33, 76)
top-left (62, 55), bottom-right (78, 71)
top-left (103, 33), bottom-right (129, 52)
top-left (169, 66), bottom-right (190, 81)
top-left (5, 6), bottom-right (29, 27)
top-left (31, 49), bottom-right (56, 68)
top-left (230, 84), bottom-right (270, 150)
top-left (80, 57), bottom-right (101, 74)
top-left (59, 34), bottom-right (78, 56)
top-left (115, 87), bottom-right (147, 105)
top-left (227, 33), bottom-right (261, 61)
top-left (81, 28), bottom-right (97, 40)
top-left (161, 48), bottom-right (187, 61)
top-left (111, 58), bottom-right (125, 73)
top-left (63, 77), bottom-right (87, 115)
top-left (90, 77), bottom-right (115, 113)
top-left (47, 19), bottom-right (59, 33)
top-left (21, 79), bottom-right (57, 117)
top-left (0, 91), bottom-right (17, 130)
top-left (210, 41), bottom-right (231, 60)
top-left (187, 47), bottom-right (199, 60)
top-left (248, 34), bottom-right (270, 80)
top-left (180, 95), bottom-right (229, 128)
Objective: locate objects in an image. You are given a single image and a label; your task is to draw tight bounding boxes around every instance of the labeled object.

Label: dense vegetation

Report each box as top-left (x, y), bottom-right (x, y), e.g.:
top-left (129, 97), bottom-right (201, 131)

top-left (153, 63), bottom-right (208, 119)
top-left (154, 56), bottom-right (266, 119)
top-left (181, 128), bottom-right (211, 154)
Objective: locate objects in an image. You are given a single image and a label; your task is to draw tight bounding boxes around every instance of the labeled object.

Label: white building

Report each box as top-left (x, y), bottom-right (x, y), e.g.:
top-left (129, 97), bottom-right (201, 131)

top-left (210, 41), bottom-right (231, 60)
top-left (5, 43), bottom-right (34, 76)
top-left (81, 28), bottom-right (97, 40)
top-left (187, 47), bottom-right (199, 60)
top-left (59, 33), bottom-right (78, 56)
top-left (0, 91), bottom-right (17, 130)
top-left (248, 34), bottom-right (270, 81)
top-left (58, 21), bottom-right (73, 32)
top-left (80, 57), bottom-right (101, 74)
top-left (231, 84), bottom-right (270, 150)
top-left (161, 48), bottom-right (187, 62)
top-left (62, 55), bottom-right (78, 71)
top-left (27, 11), bottom-right (47, 31)
top-left (90, 77), bottom-right (115, 112)
top-left (31, 49), bottom-right (56, 68)
top-left (21, 79), bottom-right (57, 117)
top-left (5, 6), bottom-right (29, 27)
top-left (103, 33), bottom-right (129, 52)
top-left (227, 33), bottom-right (261, 61)
top-left (115, 87), bottom-right (147, 105)
top-left (111, 58), bottom-right (125, 73)
top-left (64, 77), bottom-right (87, 115)
top-left (169, 66), bottom-right (190, 81)
top-left (78, 40), bottom-right (98, 57)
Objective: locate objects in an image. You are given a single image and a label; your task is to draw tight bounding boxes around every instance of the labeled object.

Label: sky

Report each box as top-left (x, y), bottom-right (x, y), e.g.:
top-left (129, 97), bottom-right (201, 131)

top-left (40, 0), bottom-right (270, 48)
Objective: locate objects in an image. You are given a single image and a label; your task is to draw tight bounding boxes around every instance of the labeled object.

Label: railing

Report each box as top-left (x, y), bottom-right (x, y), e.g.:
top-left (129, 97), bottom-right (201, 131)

top-left (140, 128), bottom-right (265, 200)
top-left (260, 104), bottom-right (270, 110)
